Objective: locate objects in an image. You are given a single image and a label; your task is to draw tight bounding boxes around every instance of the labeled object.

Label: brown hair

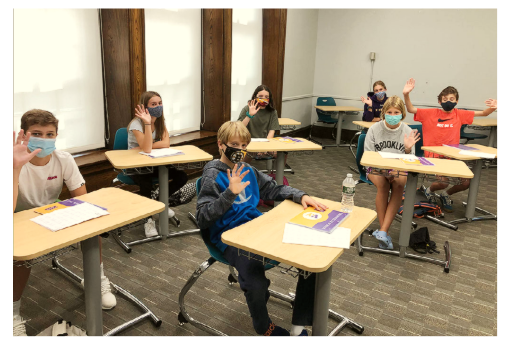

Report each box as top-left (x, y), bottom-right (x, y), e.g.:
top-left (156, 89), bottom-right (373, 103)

top-left (437, 86), bottom-right (459, 102)
top-left (380, 96), bottom-right (407, 121)
top-left (250, 85), bottom-right (275, 112)
top-left (373, 80), bottom-right (387, 91)
top-left (128, 91), bottom-right (167, 141)
top-left (217, 121), bottom-right (251, 156)
top-left (21, 109), bottom-right (59, 133)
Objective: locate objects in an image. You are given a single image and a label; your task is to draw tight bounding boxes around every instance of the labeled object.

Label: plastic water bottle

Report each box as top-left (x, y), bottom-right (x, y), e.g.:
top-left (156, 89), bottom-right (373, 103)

top-left (341, 173), bottom-right (356, 213)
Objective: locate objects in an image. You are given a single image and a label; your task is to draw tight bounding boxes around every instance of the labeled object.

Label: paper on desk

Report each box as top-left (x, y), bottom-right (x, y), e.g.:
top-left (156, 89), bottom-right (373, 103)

top-left (378, 152), bottom-right (417, 160)
top-left (282, 223), bottom-right (351, 249)
top-left (31, 202), bottom-right (110, 232)
top-left (139, 148), bottom-right (184, 158)
top-left (458, 150), bottom-right (496, 159)
top-left (251, 138), bottom-right (270, 142)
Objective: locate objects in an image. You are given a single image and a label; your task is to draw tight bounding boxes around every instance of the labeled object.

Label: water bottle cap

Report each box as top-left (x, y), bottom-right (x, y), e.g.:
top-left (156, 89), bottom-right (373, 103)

top-left (347, 174), bottom-right (353, 178)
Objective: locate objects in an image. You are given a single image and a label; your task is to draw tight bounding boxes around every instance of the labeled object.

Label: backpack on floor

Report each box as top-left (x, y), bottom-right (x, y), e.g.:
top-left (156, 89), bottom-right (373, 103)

top-left (398, 190), bottom-right (442, 218)
top-left (258, 173), bottom-right (289, 208)
top-left (409, 227), bottom-right (440, 254)
top-left (151, 182), bottom-right (197, 207)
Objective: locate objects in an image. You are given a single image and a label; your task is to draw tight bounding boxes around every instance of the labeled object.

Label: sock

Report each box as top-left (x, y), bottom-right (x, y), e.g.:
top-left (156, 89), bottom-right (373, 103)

top-left (13, 300), bottom-right (21, 318)
top-left (100, 262), bottom-right (105, 278)
top-left (290, 325), bottom-right (304, 336)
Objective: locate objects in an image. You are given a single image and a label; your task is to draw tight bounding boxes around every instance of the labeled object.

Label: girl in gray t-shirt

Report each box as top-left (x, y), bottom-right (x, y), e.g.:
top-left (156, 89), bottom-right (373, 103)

top-left (364, 96), bottom-right (421, 250)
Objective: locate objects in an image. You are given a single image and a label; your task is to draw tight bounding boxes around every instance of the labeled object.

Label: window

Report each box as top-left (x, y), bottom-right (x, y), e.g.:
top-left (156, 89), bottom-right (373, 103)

top-left (231, 9), bottom-right (263, 120)
top-left (144, 9), bottom-right (202, 135)
top-left (13, 9), bottom-right (105, 153)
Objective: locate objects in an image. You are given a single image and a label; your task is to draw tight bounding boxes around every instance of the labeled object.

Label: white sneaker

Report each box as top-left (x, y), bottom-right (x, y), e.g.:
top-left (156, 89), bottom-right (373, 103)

top-left (80, 276), bottom-right (117, 310)
top-left (168, 208), bottom-right (175, 218)
top-left (144, 218), bottom-right (158, 238)
top-left (13, 315), bottom-right (27, 336)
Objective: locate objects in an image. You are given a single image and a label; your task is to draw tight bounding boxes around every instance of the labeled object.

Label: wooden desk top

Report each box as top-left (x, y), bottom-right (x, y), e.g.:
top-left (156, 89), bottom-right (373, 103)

top-left (278, 118), bottom-right (301, 126)
top-left (471, 118), bottom-right (497, 127)
top-left (14, 188), bottom-right (165, 261)
top-left (360, 151), bottom-right (473, 178)
top-left (422, 144), bottom-right (497, 161)
top-left (221, 198), bottom-right (377, 272)
top-left (315, 106), bottom-right (363, 112)
top-left (105, 145), bottom-right (213, 169)
top-left (246, 138), bottom-right (322, 153)
top-left (352, 120), bottom-right (410, 129)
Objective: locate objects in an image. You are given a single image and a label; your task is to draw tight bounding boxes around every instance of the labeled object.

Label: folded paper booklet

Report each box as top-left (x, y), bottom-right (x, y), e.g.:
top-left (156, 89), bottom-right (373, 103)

top-left (251, 138), bottom-right (270, 142)
top-left (34, 198), bottom-right (107, 215)
top-left (458, 150), bottom-right (496, 159)
top-left (443, 144), bottom-right (479, 151)
top-left (139, 148), bottom-right (185, 158)
top-left (399, 157), bottom-right (435, 166)
top-left (273, 137), bottom-right (303, 143)
top-left (282, 223), bottom-right (351, 249)
top-left (31, 202), bottom-right (110, 232)
top-left (378, 152), bottom-right (417, 160)
top-left (288, 207), bottom-right (349, 234)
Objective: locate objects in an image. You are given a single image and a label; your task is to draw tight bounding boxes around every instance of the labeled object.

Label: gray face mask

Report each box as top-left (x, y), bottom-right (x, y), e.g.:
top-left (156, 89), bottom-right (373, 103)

top-left (148, 105), bottom-right (163, 118)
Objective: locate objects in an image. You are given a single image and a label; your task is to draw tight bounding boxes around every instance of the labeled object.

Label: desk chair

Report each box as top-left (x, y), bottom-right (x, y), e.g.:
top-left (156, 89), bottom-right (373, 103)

top-left (178, 178), bottom-right (364, 336)
top-left (308, 97), bottom-right (339, 146)
top-left (110, 128), bottom-right (180, 253)
top-left (460, 124), bottom-right (488, 144)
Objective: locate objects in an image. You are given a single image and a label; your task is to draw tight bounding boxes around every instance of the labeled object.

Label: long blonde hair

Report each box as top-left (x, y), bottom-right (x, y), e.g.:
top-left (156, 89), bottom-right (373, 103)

top-left (127, 91), bottom-right (167, 141)
top-left (380, 96), bottom-right (407, 120)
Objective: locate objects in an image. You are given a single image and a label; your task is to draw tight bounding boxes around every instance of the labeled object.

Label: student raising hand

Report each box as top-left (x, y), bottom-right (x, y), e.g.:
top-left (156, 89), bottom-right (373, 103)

top-left (360, 96), bottom-right (373, 107)
top-left (247, 99), bottom-right (261, 117)
top-left (485, 99), bottom-right (497, 109)
top-left (404, 129), bottom-right (421, 152)
top-left (403, 78), bottom-right (416, 95)
top-left (227, 163), bottom-right (251, 195)
top-left (134, 104), bottom-right (152, 125)
top-left (300, 195), bottom-right (328, 212)
top-left (13, 130), bottom-right (41, 170)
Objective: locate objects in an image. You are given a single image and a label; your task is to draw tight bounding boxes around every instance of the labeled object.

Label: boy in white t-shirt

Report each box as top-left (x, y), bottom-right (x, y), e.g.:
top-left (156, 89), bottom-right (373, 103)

top-left (13, 109), bottom-right (116, 336)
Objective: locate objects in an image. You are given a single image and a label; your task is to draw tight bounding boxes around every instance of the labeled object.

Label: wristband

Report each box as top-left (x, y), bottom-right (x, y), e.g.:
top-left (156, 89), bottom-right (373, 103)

top-left (144, 123), bottom-right (151, 126)
top-left (246, 111), bottom-right (254, 119)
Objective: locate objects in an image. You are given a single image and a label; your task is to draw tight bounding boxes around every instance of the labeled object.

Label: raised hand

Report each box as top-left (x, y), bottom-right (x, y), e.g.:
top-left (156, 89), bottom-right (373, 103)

top-left (404, 129), bottom-right (421, 150)
top-left (135, 104), bottom-right (152, 124)
top-left (360, 96), bottom-right (373, 107)
top-left (300, 195), bottom-right (328, 211)
top-left (13, 130), bottom-right (41, 169)
top-left (248, 100), bottom-right (261, 116)
top-left (227, 163), bottom-right (250, 195)
top-left (485, 98), bottom-right (497, 109)
top-left (403, 78), bottom-right (416, 95)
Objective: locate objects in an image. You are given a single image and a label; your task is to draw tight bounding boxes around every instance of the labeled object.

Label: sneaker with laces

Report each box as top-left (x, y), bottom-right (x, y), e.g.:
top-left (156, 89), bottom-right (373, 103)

top-left (13, 315), bottom-right (27, 336)
top-left (439, 193), bottom-right (453, 213)
top-left (80, 276), bottom-right (117, 310)
top-left (144, 218), bottom-right (158, 238)
top-left (264, 321), bottom-right (290, 336)
top-left (423, 187), bottom-right (436, 204)
top-left (372, 230), bottom-right (393, 250)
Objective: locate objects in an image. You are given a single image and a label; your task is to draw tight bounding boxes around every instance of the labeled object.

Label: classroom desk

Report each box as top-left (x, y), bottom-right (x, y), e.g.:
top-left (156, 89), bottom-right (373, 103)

top-left (13, 188), bottom-right (164, 336)
top-left (222, 198), bottom-right (377, 336)
top-left (422, 144), bottom-right (497, 225)
top-left (360, 151), bottom-right (474, 272)
top-left (471, 118), bottom-right (497, 147)
top-left (278, 118), bottom-right (301, 130)
top-left (105, 146), bottom-right (212, 250)
top-left (314, 106), bottom-right (363, 147)
top-left (246, 138), bottom-right (322, 186)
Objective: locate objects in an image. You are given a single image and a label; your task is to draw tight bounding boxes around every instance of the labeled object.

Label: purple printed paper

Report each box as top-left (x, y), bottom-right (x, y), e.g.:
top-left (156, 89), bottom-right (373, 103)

top-left (311, 210), bottom-right (349, 233)
top-left (59, 198), bottom-right (108, 211)
top-left (282, 136), bottom-right (303, 143)
top-left (417, 157), bottom-right (435, 166)
top-left (443, 144), bottom-right (479, 151)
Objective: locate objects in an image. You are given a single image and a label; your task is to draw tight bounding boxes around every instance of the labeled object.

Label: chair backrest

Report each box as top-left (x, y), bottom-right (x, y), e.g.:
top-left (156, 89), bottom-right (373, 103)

top-left (408, 124), bottom-right (424, 157)
top-left (195, 178), bottom-right (230, 264)
top-left (113, 128), bottom-right (129, 150)
top-left (356, 134), bottom-right (371, 184)
top-left (316, 97), bottom-right (336, 107)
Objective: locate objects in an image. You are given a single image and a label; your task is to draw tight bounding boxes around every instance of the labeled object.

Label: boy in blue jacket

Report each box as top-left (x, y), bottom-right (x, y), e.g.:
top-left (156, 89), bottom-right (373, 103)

top-left (196, 121), bottom-right (327, 336)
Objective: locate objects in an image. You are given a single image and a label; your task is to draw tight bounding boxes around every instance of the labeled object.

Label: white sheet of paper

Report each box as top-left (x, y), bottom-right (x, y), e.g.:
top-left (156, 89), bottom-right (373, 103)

top-left (251, 138), bottom-right (270, 142)
top-left (282, 223), bottom-right (351, 249)
top-left (139, 148), bottom-right (184, 158)
top-left (378, 152), bottom-right (417, 160)
top-left (31, 202), bottom-right (110, 232)
top-left (458, 150), bottom-right (496, 159)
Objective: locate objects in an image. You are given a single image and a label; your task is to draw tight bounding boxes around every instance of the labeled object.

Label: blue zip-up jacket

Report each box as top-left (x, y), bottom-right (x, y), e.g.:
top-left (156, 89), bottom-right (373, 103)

top-left (196, 160), bottom-right (306, 252)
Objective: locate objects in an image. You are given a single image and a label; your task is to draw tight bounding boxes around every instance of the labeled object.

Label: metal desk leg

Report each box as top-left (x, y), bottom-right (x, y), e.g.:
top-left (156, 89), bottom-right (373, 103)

top-left (81, 236), bottom-right (103, 336)
top-left (312, 266), bottom-right (332, 336)
top-left (335, 113), bottom-right (345, 146)
top-left (449, 159), bottom-right (497, 226)
top-left (488, 127), bottom-right (496, 147)
top-left (158, 165), bottom-right (169, 239)
top-left (275, 152), bottom-right (285, 186)
top-left (398, 172), bottom-right (419, 253)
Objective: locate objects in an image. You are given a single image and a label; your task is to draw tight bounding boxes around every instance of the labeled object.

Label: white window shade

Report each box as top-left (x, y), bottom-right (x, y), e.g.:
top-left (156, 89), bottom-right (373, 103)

top-left (13, 9), bottom-right (106, 154)
top-left (145, 9), bottom-right (201, 135)
top-left (231, 9), bottom-right (263, 120)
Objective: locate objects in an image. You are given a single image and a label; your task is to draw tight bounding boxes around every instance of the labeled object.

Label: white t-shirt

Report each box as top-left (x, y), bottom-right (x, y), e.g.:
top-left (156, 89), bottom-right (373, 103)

top-left (15, 150), bottom-right (85, 212)
top-left (128, 118), bottom-right (155, 150)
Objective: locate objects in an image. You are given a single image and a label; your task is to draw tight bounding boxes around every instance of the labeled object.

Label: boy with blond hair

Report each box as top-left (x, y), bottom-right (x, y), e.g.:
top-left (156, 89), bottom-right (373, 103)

top-left (196, 121), bottom-right (326, 336)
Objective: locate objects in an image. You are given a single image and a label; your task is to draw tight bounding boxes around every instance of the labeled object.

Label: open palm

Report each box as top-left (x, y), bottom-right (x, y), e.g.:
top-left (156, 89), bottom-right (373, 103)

top-left (13, 130), bottom-right (41, 169)
top-left (404, 130), bottom-right (421, 150)
top-left (248, 100), bottom-right (261, 116)
top-left (360, 96), bottom-right (372, 107)
top-left (227, 163), bottom-right (250, 195)
top-left (403, 78), bottom-right (415, 95)
top-left (135, 104), bottom-right (152, 124)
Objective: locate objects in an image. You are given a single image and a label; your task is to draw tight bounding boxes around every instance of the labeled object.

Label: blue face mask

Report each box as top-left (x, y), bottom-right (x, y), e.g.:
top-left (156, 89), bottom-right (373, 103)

top-left (27, 137), bottom-right (57, 158)
top-left (375, 91), bottom-right (386, 99)
top-left (385, 114), bottom-right (402, 126)
top-left (148, 105), bottom-right (163, 118)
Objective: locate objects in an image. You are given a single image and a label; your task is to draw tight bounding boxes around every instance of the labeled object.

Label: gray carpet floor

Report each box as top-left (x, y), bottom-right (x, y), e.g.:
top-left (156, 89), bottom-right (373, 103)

top-left (21, 138), bottom-right (497, 336)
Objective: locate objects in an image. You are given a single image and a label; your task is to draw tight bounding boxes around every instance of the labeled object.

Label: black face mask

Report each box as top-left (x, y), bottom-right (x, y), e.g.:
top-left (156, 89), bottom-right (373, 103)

top-left (222, 144), bottom-right (247, 164)
top-left (440, 101), bottom-right (457, 112)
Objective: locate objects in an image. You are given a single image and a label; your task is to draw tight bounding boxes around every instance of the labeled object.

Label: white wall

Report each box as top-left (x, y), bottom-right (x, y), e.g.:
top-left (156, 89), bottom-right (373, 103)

top-left (312, 9), bottom-right (497, 133)
top-left (281, 9), bottom-right (318, 129)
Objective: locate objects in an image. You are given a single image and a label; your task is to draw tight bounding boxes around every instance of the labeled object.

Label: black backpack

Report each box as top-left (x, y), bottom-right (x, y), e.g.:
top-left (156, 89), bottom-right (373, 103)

top-left (151, 182), bottom-right (197, 207)
top-left (409, 227), bottom-right (440, 254)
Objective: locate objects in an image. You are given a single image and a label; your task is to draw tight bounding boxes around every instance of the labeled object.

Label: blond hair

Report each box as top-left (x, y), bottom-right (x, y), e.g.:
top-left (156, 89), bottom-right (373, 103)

top-left (217, 121), bottom-right (251, 156)
top-left (373, 80), bottom-right (387, 91)
top-left (380, 96), bottom-right (407, 120)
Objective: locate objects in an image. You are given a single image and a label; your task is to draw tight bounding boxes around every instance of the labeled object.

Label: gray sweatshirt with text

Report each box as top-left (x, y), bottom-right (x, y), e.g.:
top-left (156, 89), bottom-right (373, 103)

top-left (364, 121), bottom-right (415, 154)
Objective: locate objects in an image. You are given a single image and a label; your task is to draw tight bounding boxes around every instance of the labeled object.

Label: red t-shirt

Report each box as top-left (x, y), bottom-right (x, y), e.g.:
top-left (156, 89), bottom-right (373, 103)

top-left (414, 108), bottom-right (475, 158)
